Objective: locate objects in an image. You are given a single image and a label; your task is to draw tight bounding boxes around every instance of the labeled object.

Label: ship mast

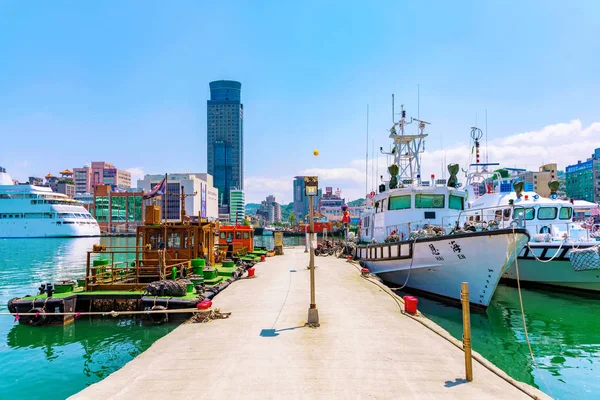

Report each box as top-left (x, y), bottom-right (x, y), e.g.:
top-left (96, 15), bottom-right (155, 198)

top-left (382, 104), bottom-right (429, 184)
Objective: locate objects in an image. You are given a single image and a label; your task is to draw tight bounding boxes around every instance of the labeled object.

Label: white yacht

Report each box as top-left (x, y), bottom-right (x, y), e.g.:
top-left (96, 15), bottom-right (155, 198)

top-left (462, 146), bottom-right (600, 292)
top-left (356, 108), bottom-right (529, 308)
top-left (0, 167), bottom-right (100, 238)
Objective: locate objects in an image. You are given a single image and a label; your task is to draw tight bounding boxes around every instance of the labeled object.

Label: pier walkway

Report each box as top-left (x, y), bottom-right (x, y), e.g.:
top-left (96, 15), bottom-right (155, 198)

top-left (73, 247), bottom-right (549, 400)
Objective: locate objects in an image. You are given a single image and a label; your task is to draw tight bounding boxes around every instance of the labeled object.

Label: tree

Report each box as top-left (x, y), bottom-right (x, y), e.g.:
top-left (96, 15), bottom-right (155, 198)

top-left (288, 213), bottom-right (297, 226)
top-left (242, 216), bottom-right (251, 226)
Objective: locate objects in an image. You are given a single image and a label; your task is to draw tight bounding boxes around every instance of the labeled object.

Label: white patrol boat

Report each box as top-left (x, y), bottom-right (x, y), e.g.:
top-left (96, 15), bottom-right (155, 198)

top-left (462, 133), bottom-right (600, 292)
top-left (0, 167), bottom-right (100, 238)
top-left (356, 107), bottom-right (529, 308)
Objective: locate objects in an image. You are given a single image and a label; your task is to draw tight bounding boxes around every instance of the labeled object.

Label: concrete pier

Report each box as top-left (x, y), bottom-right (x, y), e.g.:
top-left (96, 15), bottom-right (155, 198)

top-left (72, 247), bottom-right (549, 400)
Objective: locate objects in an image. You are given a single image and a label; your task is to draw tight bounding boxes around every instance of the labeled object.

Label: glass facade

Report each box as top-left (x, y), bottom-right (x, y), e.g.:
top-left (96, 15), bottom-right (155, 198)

top-left (229, 189), bottom-right (245, 223)
top-left (565, 154), bottom-right (600, 202)
top-left (207, 80), bottom-right (243, 209)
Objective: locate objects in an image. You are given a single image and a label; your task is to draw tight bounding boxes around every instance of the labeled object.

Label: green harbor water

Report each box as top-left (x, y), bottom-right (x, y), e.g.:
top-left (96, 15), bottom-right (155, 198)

top-left (1, 235), bottom-right (599, 399)
top-left (0, 237), bottom-right (178, 400)
top-left (408, 285), bottom-right (600, 400)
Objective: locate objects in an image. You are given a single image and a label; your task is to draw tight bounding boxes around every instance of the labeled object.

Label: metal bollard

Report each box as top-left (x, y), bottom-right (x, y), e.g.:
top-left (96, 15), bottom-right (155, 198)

top-left (461, 282), bottom-right (473, 381)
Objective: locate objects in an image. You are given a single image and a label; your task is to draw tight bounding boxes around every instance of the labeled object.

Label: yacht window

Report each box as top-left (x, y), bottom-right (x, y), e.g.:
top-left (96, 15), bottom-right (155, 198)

top-left (381, 199), bottom-right (387, 211)
top-left (389, 195), bottom-right (411, 210)
top-left (236, 232), bottom-right (242, 239)
top-left (516, 208), bottom-right (535, 220)
top-left (374, 201), bottom-right (380, 212)
top-left (220, 232), bottom-right (226, 239)
top-left (415, 194), bottom-right (445, 209)
top-left (538, 207), bottom-right (557, 220)
top-left (448, 195), bottom-right (464, 210)
top-left (559, 207), bottom-right (572, 220)
top-left (243, 232), bottom-right (249, 239)
top-left (503, 209), bottom-right (511, 220)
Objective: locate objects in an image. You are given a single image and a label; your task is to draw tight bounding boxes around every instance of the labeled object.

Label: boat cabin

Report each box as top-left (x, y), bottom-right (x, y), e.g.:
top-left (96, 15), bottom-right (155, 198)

top-left (360, 184), bottom-right (466, 243)
top-left (217, 225), bottom-right (255, 254)
top-left (84, 206), bottom-right (216, 291)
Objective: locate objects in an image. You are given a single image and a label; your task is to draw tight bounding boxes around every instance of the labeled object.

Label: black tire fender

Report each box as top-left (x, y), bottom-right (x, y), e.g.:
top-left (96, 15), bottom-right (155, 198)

top-left (28, 308), bottom-right (48, 326)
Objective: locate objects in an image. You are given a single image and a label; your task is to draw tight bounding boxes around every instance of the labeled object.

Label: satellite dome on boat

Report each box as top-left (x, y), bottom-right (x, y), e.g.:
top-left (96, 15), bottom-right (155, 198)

top-left (0, 167), bottom-right (14, 185)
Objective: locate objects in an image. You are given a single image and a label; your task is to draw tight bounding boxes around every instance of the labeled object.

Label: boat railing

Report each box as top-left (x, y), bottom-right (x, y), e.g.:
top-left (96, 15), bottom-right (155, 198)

top-left (451, 204), bottom-right (522, 231)
top-left (385, 219), bottom-right (432, 237)
top-left (85, 247), bottom-right (194, 291)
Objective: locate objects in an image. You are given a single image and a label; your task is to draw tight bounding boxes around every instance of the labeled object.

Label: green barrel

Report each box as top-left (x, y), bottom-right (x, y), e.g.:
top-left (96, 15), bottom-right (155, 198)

top-left (92, 259), bottom-right (109, 266)
top-left (192, 258), bottom-right (206, 274)
top-left (202, 267), bottom-right (217, 280)
top-left (223, 260), bottom-right (235, 268)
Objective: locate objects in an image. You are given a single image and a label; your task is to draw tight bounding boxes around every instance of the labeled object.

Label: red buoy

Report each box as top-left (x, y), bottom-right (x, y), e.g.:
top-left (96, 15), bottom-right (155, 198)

top-left (403, 296), bottom-right (418, 314)
top-left (248, 267), bottom-right (255, 277)
top-left (197, 300), bottom-right (212, 310)
top-left (260, 255), bottom-right (266, 262)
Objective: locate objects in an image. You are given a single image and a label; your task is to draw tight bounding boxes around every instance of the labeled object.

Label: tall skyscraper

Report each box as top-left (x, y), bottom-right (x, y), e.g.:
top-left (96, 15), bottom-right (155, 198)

top-left (207, 80), bottom-right (244, 213)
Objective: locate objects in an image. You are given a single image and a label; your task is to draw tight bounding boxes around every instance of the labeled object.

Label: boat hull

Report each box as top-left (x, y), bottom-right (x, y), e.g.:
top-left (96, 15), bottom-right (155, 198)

top-left (0, 218), bottom-right (100, 238)
top-left (503, 242), bottom-right (600, 292)
top-left (357, 229), bottom-right (530, 307)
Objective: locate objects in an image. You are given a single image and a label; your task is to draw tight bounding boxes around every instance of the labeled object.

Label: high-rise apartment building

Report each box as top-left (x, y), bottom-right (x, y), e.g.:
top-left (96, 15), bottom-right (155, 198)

top-left (207, 80), bottom-right (244, 213)
top-left (73, 162), bottom-right (131, 193)
top-left (519, 163), bottom-right (557, 198)
top-left (229, 189), bottom-right (246, 223)
top-left (566, 149), bottom-right (600, 202)
top-left (137, 173), bottom-right (219, 222)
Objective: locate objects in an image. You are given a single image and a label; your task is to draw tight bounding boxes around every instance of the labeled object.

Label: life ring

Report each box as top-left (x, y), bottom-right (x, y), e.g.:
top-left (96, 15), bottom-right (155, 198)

top-left (150, 305), bottom-right (168, 325)
top-left (539, 226), bottom-right (551, 234)
top-left (28, 307), bottom-right (48, 326)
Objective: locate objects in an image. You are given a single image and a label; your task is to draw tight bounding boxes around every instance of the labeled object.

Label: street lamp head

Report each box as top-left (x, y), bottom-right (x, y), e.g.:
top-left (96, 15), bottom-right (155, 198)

top-left (304, 176), bottom-right (319, 197)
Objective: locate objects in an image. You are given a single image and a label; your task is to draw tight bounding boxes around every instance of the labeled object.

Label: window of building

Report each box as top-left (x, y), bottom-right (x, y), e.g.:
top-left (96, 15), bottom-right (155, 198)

top-left (415, 194), bottom-right (445, 208)
top-left (538, 207), bottom-right (558, 220)
top-left (388, 195), bottom-right (411, 210)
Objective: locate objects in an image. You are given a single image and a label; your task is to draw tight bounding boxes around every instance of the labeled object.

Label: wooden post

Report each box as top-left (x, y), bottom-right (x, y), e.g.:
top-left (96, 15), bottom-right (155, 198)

top-left (461, 282), bottom-right (473, 381)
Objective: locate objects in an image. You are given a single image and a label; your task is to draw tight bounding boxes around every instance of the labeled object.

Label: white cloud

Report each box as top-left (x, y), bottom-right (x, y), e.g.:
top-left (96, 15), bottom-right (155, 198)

top-left (246, 120), bottom-right (600, 204)
top-left (126, 167), bottom-right (145, 187)
top-left (244, 176), bottom-right (294, 204)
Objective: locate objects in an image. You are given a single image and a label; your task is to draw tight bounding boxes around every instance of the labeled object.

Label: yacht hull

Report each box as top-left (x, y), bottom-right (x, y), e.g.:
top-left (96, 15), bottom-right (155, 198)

top-left (503, 242), bottom-right (600, 291)
top-left (0, 219), bottom-right (100, 238)
top-left (357, 229), bottom-right (530, 308)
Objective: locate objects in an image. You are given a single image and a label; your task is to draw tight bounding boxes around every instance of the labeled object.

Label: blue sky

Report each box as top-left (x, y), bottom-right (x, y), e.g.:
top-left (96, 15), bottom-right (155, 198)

top-left (1, 1), bottom-right (599, 203)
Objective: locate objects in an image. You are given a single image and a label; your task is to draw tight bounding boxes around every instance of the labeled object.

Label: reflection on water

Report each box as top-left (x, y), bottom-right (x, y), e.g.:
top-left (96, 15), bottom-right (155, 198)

top-left (407, 285), bottom-right (600, 399)
top-left (253, 235), bottom-right (306, 248)
top-left (0, 237), bottom-right (178, 400)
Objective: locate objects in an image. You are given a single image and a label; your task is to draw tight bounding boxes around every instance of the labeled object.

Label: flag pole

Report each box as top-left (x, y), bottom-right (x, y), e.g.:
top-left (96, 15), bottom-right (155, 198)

top-left (164, 173), bottom-right (168, 224)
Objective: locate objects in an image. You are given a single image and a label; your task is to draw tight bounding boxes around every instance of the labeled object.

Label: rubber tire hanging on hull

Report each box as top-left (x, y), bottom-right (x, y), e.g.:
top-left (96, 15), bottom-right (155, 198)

top-left (28, 308), bottom-right (48, 326)
top-left (150, 305), bottom-right (168, 325)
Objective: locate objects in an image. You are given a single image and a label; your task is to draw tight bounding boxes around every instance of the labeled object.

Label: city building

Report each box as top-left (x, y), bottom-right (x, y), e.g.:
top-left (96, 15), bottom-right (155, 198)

top-left (28, 176), bottom-right (43, 186)
top-left (518, 163), bottom-right (557, 198)
top-left (256, 194), bottom-right (282, 224)
top-left (91, 185), bottom-right (145, 233)
top-left (229, 189), bottom-right (246, 223)
top-left (137, 173), bottom-right (219, 222)
top-left (566, 148), bottom-right (600, 203)
top-left (207, 80), bottom-right (244, 213)
top-left (73, 162), bottom-right (131, 193)
top-left (318, 187), bottom-right (348, 222)
top-left (293, 176), bottom-right (322, 221)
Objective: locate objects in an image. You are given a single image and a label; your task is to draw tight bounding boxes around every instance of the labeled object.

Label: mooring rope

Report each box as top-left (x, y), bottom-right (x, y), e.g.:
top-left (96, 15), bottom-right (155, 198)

top-left (513, 227), bottom-right (553, 398)
top-left (525, 240), bottom-right (565, 263)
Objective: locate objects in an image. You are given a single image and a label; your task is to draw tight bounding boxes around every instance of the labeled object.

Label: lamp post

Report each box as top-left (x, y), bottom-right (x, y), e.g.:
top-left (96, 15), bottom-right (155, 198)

top-left (304, 176), bottom-right (320, 327)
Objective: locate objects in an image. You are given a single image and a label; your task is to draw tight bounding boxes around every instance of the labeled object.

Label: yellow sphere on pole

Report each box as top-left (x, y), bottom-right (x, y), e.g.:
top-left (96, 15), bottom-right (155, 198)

top-left (313, 149), bottom-right (319, 156)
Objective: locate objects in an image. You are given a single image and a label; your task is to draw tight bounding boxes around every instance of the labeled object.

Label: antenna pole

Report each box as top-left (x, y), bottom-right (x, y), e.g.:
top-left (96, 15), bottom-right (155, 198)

top-left (366, 104), bottom-right (369, 198)
top-left (392, 94), bottom-right (395, 124)
top-left (371, 139), bottom-right (375, 192)
top-left (418, 84), bottom-right (420, 119)
top-left (485, 109), bottom-right (488, 163)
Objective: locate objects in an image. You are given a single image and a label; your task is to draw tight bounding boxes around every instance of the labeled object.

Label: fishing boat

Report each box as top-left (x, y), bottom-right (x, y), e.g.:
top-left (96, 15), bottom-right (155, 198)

top-left (356, 106), bottom-right (529, 308)
top-left (462, 131), bottom-right (600, 292)
top-left (8, 201), bottom-right (264, 326)
top-left (0, 167), bottom-right (100, 238)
